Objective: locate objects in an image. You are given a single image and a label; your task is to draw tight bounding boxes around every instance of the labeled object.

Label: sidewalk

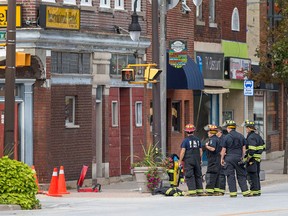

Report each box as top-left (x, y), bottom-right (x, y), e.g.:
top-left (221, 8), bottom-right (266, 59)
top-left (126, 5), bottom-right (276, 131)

top-left (1, 156), bottom-right (288, 211)
top-left (101, 156), bottom-right (288, 193)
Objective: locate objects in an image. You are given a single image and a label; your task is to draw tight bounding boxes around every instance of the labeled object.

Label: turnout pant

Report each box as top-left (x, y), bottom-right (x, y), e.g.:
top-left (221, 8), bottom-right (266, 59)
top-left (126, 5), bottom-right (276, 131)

top-left (247, 160), bottom-right (261, 195)
top-left (184, 158), bottom-right (203, 194)
top-left (223, 155), bottom-right (250, 196)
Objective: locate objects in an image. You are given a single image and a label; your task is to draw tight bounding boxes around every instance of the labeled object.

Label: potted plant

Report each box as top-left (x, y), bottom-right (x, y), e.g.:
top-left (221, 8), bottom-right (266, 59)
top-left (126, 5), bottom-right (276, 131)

top-left (131, 144), bottom-right (170, 193)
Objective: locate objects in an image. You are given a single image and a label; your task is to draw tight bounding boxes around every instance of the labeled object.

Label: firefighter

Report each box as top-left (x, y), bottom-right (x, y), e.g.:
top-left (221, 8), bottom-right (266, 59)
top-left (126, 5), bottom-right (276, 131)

top-left (220, 120), bottom-right (251, 197)
top-left (203, 124), bottom-right (222, 196)
top-left (178, 123), bottom-right (205, 196)
top-left (215, 126), bottom-right (227, 195)
top-left (243, 120), bottom-right (265, 196)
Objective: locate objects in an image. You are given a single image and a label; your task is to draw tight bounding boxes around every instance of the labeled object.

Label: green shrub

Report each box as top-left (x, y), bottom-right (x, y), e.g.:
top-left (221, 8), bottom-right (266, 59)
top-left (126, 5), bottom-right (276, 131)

top-left (0, 156), bottom-right (41, 210)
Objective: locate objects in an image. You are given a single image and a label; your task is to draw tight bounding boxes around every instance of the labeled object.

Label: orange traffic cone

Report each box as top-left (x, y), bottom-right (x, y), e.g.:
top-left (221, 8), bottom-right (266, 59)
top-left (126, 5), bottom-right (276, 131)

top-left (58, 166), bottom-right (70, 194)
top-left (31, 165), bottom-right (44, 194)
top-left (47, 168), bottom-right (62, 197)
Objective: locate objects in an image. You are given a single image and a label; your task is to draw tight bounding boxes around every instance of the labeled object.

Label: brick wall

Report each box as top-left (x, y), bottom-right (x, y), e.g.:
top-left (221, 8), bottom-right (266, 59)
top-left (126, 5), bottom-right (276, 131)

top-left (49, 85), bottom-right (93, 181)
top-left (195, 0), bottom-right (247, 43)
top-left (33, 82), bottom-right (51, 183)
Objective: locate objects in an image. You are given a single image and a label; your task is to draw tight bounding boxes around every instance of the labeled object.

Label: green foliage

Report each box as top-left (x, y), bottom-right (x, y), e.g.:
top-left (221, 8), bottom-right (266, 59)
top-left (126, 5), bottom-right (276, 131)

top-left (131, 143), bottom-right (164, 168)
top-left (253, 0), bottom-right (288, 86)
top-left (0, 156), bottom-right (41, 210)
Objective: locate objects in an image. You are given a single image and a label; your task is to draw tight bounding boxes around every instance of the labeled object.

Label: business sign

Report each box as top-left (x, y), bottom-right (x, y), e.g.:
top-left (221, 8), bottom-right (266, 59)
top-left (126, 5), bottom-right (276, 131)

top-left (0, 5), bottom-right (22, 28)
top-left (39, 5), bottom-right (80, 30)
top-left (225, 57), bottom-right (251, 80)
top-left (244, 80), bottom-right (254, 96)
top-left (169, 40), bottom-right (187, 68)
top-left (195, 52), bottom-right (224, 79)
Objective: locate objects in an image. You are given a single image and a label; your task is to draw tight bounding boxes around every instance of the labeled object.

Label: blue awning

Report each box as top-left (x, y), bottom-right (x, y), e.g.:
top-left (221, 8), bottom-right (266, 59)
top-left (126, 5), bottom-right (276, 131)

top-left (167, 56), bottom-right (204, 90)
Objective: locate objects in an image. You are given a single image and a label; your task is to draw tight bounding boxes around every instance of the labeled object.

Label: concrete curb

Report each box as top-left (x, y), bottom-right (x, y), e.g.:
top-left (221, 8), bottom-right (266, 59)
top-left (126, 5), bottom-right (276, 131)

top-left (0, 204), bottom-right (21, 211)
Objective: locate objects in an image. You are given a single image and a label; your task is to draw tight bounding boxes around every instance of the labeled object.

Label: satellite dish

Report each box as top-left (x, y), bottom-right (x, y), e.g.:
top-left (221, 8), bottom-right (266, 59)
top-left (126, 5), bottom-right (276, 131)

top-left (192, 0), bottom-right (202, 7)
top-left (148, 0), bottom-right (180, 11)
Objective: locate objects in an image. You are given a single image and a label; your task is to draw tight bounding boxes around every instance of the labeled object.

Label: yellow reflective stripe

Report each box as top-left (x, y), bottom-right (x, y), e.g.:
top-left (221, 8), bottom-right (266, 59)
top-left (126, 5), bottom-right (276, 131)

top-left (230, 192), bottom-right (237, 196)
top-left (253, 154), bottom-right (262, 158)
top-left (196, 189), bottom-right (204, 193)
top-left (206, 189), bottom-right (214, 193)
top-left (242, 190), bottom-right (251, 196)
top-left (165, 188), bottom-right (173, 195)
top-left (188, 190), bottom-right (197, 195)
top-left (248, 145), bottom-right (257, 150)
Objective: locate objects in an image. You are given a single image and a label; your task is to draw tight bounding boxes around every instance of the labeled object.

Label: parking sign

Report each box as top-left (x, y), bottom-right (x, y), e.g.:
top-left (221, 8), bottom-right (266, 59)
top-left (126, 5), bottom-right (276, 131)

top-left (244, 80), bottom-right (254, 96)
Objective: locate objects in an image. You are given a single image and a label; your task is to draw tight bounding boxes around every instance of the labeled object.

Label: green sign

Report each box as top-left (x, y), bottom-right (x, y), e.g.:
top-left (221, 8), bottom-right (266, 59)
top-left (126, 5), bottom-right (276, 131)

top-left (0, 31), bottom-right (6, 40)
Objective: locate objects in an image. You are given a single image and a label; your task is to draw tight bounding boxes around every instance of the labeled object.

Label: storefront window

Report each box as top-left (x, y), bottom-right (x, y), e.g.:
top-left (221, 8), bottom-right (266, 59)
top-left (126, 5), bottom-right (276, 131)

top-left (172, 102), bottom-right (181, 132)
top-left (266, 91), bottom-right (278, 132)
top-left (253, 90), bottom-right (264, 135)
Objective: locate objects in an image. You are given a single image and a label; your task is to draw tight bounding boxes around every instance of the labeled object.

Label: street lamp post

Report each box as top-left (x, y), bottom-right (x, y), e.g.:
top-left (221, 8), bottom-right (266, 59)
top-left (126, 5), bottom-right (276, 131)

top-left (4, 0), bottom-right (16, 158)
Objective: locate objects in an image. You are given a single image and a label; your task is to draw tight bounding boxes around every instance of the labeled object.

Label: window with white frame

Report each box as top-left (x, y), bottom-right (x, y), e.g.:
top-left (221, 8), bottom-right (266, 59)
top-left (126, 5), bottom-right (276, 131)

top-left (115, 0), bottom-right (124, 10)
top-left (65, 96), bottom-right (77, 127)
top-left (209, 0), bottom-right (215, 23)
top-left (100, 0), bottom-right (111, 8)
top-left (196, 3), bottom-right (203, 21)
top-left (135, 102), bottom-right (142, 127)
top-left (131, 0), bottom-right (141, 12)
top-left (64, 0), bottom-right (76, 5)
top-left (112, 101), bottom-right (119, 126)
top-left (81, 0), bottom-right (92, 6)
top-left (231, 7), bottom-right (240, 31)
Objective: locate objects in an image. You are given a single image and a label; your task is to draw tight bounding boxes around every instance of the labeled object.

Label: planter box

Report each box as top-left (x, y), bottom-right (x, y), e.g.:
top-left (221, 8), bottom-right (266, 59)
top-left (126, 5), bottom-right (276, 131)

top-left (133, 167), bottom-right (169, 193)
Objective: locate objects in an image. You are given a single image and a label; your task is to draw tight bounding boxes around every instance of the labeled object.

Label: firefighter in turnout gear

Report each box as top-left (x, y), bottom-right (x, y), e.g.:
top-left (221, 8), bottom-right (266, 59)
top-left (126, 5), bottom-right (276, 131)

top-left (215, 126), bottom-right (227, 195)
top-left (220, 120), bottom-right (251, 197)
top-left (243, 120), bottom-right (265, 196)
top-left (203, 124), bottom-right (222, 196)
top-left (178, 124), bottom-right (205, 196)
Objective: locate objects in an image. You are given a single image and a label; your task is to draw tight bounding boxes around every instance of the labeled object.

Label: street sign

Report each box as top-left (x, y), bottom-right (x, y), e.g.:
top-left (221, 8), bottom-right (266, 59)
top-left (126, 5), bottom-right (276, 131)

top-left (244, 80), bottom-right (254, 96)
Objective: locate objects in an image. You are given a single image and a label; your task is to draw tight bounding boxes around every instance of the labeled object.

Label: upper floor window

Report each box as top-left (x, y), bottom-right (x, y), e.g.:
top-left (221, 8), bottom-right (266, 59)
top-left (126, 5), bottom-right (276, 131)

top-left (132, 0), bottom-right (141, 12)
top-left (110, 54), bottom-right (136, 76)
top-left (209, 0), bottom-right (215, 23)
top-left (64, 0), bottom-right (76, 5)
top-left (51, 52), bottom-right (91, 74)
top-left (100, 0), bottom-right (111, 8)
top-left (81, 0), bottom-right (92, 6)
top-left (196, 3), bottom-right (203, 22)
top-left (115, 0), bottom-right (124, 10)
top-left (231, 7), bottom-right (240, 31)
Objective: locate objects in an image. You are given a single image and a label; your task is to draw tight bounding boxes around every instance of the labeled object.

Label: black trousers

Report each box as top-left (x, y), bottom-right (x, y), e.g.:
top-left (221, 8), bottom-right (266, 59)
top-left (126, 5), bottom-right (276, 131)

top-left (206, 156), bottom-right (220, 193)
top-left (247, 161), bottom-right (261, 194)
top-left (184, 158), bottom-right (203, 192)
top-left (223, 155), bottom-right (249, 195)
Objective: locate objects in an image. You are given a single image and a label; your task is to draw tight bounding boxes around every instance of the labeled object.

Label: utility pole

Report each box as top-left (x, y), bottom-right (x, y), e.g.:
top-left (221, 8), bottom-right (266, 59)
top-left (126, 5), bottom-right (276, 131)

top-left (159, 0), bottom-right (167, 156)
top-left (4, 0), bottom-right (16, 158)
top-left (151, 0), bottom-right (161, 150)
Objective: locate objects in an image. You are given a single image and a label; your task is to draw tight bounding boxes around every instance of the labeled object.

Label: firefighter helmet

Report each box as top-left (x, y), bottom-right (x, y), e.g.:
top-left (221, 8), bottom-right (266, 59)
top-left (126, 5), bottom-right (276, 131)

top-left (184, 124), bottom-right (196, 133)
top-left (222, 120), bottom-right (236, 129)
top-left (204, 124), bottom-right (218, 134)
top-left (242, 120), bottom-right (256, 129)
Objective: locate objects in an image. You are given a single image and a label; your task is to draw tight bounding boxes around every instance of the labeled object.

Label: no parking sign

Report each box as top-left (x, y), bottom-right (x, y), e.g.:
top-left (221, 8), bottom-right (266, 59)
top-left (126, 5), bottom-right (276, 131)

top-left (244, 80), bottom-right (254, 96)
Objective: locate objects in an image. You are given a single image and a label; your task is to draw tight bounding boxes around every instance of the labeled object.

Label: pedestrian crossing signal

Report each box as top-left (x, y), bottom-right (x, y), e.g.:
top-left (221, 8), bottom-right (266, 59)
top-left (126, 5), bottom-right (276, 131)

top-left (121, 68), bottom-right (135, 81)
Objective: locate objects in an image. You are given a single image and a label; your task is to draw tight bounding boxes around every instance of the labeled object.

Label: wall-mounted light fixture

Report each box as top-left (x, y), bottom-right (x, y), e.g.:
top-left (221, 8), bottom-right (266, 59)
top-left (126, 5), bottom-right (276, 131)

top-left (128, 0), bottom-right (141, 42)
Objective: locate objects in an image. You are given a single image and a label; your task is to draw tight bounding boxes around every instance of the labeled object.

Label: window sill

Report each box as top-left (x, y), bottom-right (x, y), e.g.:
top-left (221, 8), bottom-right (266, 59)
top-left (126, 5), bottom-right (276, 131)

top-left (65, 124), bottom-right (80, 129)
top-left (196, 20), bottom-right (205, 26)
top-left (209, 22), bottom-right (218, 28)
top-left (80, 5), bottom-right (96, 11)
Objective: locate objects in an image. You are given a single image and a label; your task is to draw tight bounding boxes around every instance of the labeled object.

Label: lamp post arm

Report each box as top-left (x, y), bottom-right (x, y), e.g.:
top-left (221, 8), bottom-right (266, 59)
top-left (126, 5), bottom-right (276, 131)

top-left (133, 0), bottom-right (138, 13)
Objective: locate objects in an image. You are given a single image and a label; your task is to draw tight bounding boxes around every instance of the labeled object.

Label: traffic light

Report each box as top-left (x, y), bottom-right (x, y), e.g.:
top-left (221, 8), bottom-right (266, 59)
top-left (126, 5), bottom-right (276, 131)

top-left (144, 67), bottom-right (162, 81)
top-left (16, 52), bottom-right (31, 67)
top-left (121, 68), bottom-right (135, 81)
